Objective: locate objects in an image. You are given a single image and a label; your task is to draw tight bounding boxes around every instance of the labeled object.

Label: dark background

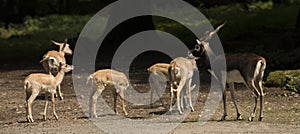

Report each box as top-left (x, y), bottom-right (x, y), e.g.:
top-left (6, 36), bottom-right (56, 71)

top-left (0, 0), bottom-right (299, 70)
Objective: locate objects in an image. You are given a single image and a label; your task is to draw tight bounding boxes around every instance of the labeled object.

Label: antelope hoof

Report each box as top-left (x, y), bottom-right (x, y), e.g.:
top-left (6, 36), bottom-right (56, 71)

top-left (90, 114), bottom-right (98, 118)
top-left (220, 115), bottom-right (227, 121)
top-left (54, 115), bottom-right (59, 120)
top-left (237, 114), bottom-right (243, 120)
top-left (191, 107), bottom-right (195, 112)
top-left (150, 104), bottom-right (154, 108)
top-left (91, 115), bottom-right (98, 118)
top-left (43, 115), bottom-right (47, 121)
top-left (27, 117), bottom-right (34, 123)
top-left (59, 96), bottom-right (64, 100)
top-left (178, 110), bottom-right (183, 115)
top-left (258, 116), bottom-right (263, 121)
top-left (248, 116), bottom-right (254, 121)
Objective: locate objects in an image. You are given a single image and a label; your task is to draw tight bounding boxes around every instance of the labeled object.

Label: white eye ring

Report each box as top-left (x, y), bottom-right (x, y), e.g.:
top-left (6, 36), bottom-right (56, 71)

top-left (195, 45), bottom-right (201, 51)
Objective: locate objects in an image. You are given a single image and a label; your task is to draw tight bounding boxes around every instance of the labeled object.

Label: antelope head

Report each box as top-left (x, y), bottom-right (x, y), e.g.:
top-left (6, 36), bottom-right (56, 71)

top-left (51, 39), bottom-right (73, 55)
top-left (189, 22), bottom-right (226, 57)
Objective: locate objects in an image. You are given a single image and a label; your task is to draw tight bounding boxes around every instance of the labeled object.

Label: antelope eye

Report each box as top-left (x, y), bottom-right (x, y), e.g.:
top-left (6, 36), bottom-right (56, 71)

top-left (195, 45), bottom-right (201, 51)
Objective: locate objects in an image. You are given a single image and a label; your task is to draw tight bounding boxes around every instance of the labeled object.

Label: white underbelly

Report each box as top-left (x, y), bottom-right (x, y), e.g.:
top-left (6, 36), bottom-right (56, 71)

top-left (226, 69), bottom-right (245, 83)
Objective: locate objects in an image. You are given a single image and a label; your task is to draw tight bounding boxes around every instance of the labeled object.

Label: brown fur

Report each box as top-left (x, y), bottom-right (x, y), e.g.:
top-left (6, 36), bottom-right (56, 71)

top-left (87, 69), bottom-right (129, 117)
top-left (168, 57), bottom-right (198, 114)
top-left (24, 64), bottom-right (73, 123)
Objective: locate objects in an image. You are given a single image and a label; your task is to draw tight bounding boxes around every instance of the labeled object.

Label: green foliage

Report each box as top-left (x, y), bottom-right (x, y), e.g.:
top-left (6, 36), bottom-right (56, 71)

top-left (266, 70), bottom-right (300, 93)
top-left (154, 3), bottom-right (298, 43)
top-left (283, 74), bottom-right (300, 93)
top-left (202, 4), bottom-right (298, 41)
top-left (287, 0), bottom-right (300, 5)
top-left (155, 3), bottom-right (299, 69)
top-left (266, 70), bottom-right (286, 87)
top-left (248, 1), bottom-right (273, 11)
top-left (0, 15), bottom-right (91, 39)
top-left (0, 15), bottom-right (91, 61)
top-left (0, 3), bottom-right (299, 70)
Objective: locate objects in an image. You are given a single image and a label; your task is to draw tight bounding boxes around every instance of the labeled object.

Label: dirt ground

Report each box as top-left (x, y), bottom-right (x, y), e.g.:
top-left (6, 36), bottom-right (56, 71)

top-left (0, 66), bottom-right (299, 133)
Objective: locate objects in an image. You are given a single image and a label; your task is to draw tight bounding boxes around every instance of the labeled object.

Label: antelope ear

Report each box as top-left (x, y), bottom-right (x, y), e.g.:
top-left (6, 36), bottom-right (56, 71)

top-left (196, 39), bottom-right (201, 44)
top-left (51, 40), bottom-right (62, 46)
top-left (62, 39), bottom-right (68, 50)
top-left (62, 39), bottom-right (68, 48)
top-left (64, 38), bottom-right (68, 44)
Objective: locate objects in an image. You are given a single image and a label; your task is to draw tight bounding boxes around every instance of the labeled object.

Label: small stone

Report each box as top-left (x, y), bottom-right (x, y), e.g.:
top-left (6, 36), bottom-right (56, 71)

top-left (291, 92), bottom-right (296, 95)
top-left (12, 106), bottom-right (19, 112)
top-left (79, 95), bottom-right (84, 99)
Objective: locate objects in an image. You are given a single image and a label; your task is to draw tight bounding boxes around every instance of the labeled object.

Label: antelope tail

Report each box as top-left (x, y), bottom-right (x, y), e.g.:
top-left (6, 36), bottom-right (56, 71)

top-left (24, 80), bottom-right (30, 90)
top-left (169, 62), bottom-right (179, 88)
top-left (86, 74), bottom-right (94, 85)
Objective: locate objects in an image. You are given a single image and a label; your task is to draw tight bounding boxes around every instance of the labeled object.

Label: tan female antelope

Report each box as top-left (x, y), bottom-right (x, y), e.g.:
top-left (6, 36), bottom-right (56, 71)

top-left (24, 63), bottom-right (73, 123)
top-left (148, 63), bottom-right (173, 107)
top-left (86, 69), bottom-right (129, 118)
top-left (40, 39), bottom-right (73, 100)
top-left (168, 56), bottom-right (198, 114)
top-left (147, 63), bottom-right (184, 108)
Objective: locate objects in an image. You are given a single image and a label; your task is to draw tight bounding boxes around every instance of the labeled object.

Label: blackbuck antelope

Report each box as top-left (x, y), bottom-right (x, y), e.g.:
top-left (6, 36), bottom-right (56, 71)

top-left (168, 56), bottom-right (198, 114)
top-left (190, 23), bottom-right (266, 121)
top-left (40, 39), bottom-right (73, 100)
top-left (147, 63), bottom-right (181, 108)
top-left (24, 63), bottom-right (74, 123)
top-left (86, 69), bottom-right (129, 117)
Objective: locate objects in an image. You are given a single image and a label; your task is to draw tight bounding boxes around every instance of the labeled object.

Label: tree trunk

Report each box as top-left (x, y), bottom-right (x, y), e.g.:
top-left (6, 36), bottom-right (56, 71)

top-left (58, 0), bottom-right (69, 14)
top-left (97, 1), bottom-right (156, 65)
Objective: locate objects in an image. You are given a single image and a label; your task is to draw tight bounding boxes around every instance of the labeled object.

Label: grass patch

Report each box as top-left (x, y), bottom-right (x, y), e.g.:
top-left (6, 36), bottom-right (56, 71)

top-left (266, 70), bottom-right (300, 93)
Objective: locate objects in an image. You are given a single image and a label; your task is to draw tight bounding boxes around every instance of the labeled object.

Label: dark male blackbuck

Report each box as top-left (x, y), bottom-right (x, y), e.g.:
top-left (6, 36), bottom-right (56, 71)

top-left (190, 23), bottom-right (266, 121)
